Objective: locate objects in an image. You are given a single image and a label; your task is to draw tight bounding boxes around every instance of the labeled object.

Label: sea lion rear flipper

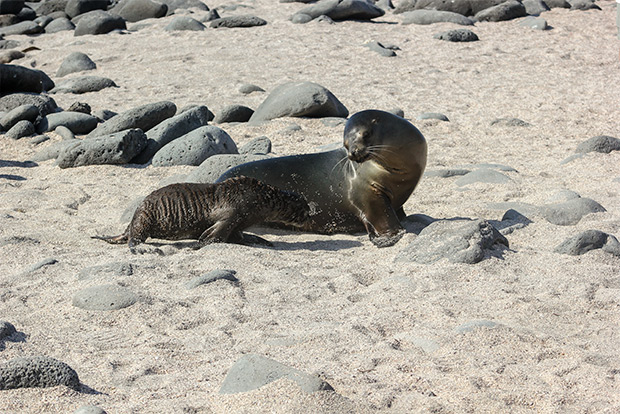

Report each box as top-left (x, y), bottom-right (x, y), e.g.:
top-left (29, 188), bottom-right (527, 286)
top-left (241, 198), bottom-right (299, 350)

top-left (91, 234), bottom-right (129, 244)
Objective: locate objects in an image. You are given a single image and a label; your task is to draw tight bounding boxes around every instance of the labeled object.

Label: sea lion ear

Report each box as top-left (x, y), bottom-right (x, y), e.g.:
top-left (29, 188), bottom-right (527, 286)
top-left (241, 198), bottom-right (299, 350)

top-left (371, 118), bottom-right (379, 125)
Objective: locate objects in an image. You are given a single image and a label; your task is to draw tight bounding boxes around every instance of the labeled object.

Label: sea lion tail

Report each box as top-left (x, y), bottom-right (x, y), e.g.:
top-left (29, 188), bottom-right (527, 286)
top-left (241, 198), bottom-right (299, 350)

top-left (91, 234), bottom-right (129, 244)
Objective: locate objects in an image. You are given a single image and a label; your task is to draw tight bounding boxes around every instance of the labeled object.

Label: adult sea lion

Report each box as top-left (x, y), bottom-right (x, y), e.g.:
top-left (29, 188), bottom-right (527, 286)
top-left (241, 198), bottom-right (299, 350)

top-left (93, 176), bottom-right (310, 249)
top-left (216, 110), bottom-right (427, 247)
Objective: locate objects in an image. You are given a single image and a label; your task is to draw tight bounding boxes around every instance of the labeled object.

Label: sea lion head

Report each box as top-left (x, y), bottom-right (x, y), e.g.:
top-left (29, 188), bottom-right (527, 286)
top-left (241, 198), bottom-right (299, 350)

top-left (343, 112), bottom-right (379, 163)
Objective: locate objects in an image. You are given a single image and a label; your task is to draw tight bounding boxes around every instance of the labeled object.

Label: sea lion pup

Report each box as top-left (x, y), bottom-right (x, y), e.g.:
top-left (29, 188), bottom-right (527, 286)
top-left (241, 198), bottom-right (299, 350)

top-left (93, 176), bottom-right (311, 249)
top-left (216, 110), bottom-right (428, 247)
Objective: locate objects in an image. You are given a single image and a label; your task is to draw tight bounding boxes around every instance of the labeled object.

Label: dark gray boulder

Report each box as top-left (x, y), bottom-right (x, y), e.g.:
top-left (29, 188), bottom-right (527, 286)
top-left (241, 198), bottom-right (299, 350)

top-left (434, 28), bottom-right (478, 42)
top-left (158, 0), bottom-right (209, 15)
top-left (554, 230), bottom-right (620, 256)
top-left (400, 9), bottom-right (474, 25)
top-left (238, 136), bottom-right (271, 155)
top-left (72, 284), bottom-right (137, 310)
top-left (0, 21), bottom-right (43, 36)
top-left (0, 93), bottom-right (57, 117)
top-left (540, 197), bottom-right (606, 226)
top-left (474, 0), bottom-right (527, 22)
top-left (0, 50), bottom-right (23, 64)
top-left (132, 105), bottom-right (211, 164)
top-left (0, 104), bottom-right (38, 131)
top-left (214, 104), bottom-right (254, 123)
top-left (165, 16), bottom-right (205, 31)
top-left (36, 111), bottom-right (99, 134)
top-left (545, 0), bottom-right (570, 7)
top-left (57, 128), bottom-right (148, 168)
top-left (395, 219), bottom-right (509, 264)
top-left (35, 0), bottom-right (69, 15)
top-left (186, 153), bottom-right (270, 183)
top-left (86, 101), bottom-right (176, 138)
top-left (569, 0), bottom-right (600, 10)
top-left (0, 0), bottom-right (25, 14)
top-left (220, 354), bottom-right (334, 394)
top-left (575, 135), bottom-right (620, 154)
top-left (50, 76), bottom-right (117, 94)
top-left (74, 10), bottom-right (127, 36)
top-left (412, 0), bottom-right (506, 15)
top-left (56, 52), bottom-right (97, 77)
top-left (111, 0), bottom-right (167, 22)
top-left (327, 0), bottom-right (385, 20)
top-left (6, 119), bottom-right (34, 139)
top-left (44, 17), bottom-right (75, 33)
top-left (521, 0), bottom-right (550, 15)
top-left (152, 125), bottom-right (238, 167)
top-left (0, 64), bottom-right (55, 94)
top-left (0, 356), bottom-right (80, 390)
top-left (294, 0), bottom-right (339, 19)
top-left (210, 15), bottom-right (267, 28)
top-left (249, 81), bottom-right (348, 124)
top-left (65, 0), bottom-right (108, 18)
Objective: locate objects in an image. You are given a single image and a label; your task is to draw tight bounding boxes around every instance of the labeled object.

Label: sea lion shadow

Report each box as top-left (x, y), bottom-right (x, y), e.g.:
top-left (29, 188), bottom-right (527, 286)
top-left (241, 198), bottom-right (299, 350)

top-left (78, 383), bottom-right (106, 395)
top-left (0, 160), bottom-right (38, 168)
top-left (274, 238), bottom-right (363, 251)
top-left (0, 174), bottom-right (26, 181)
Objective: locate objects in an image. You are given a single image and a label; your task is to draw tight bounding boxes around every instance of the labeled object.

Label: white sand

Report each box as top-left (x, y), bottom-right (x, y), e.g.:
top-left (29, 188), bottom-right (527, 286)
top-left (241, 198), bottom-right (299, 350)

top-left (1, 1), bottom-right (619, 412)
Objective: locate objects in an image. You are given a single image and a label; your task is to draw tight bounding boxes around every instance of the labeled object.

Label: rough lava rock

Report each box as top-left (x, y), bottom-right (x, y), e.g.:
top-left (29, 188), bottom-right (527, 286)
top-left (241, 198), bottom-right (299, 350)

top-left (0, 356), bottom-right (80, 390)
top-left (554, 230), bottom-right (620, 256)
top-left (112, 0), bottom-right (168, 22)
top-left (395, 219), bottom-right (509, 264)
top-left (57, 128), bottom-right (148, 168)
top-left (575, 135), bottom-right (620, 154)
top-left (249, 81), bottom-right (348, 124)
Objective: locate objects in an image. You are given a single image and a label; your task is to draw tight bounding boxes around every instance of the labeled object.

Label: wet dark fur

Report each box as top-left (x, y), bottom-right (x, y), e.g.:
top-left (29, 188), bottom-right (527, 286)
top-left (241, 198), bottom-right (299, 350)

top-left (93, 176), bottom-right (310, 248)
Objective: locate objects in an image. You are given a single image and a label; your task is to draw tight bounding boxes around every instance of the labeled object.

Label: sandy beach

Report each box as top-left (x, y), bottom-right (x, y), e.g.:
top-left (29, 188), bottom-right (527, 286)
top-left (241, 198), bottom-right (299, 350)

top-left (1, 1), bottom-right (619, 412)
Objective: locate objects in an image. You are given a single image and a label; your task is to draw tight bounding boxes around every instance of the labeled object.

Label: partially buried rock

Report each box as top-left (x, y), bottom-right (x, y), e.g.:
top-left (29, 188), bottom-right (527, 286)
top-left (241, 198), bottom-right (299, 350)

top-left (249, 81), bottom-right (348, 124)
top-left (400, 10), bottom-right (474, 25)
top-left (57, 128), bottom-right (147, 168)
top-left (434, 29), bottom-right (478, 42)
top-left (394, 219), bottom-right (509, 264)
top-left (0, 356), bottom-right (80, 390)
top-left (454, 168), bottom-right (513, 187)
top-left (575, 135), bottom-right (620, 154)
top-left (214, 104), bottom-right (254, 123)
top-left (73, 406), bottom-right (107, 414)
top-left (364, 41), bottom-right (396, 57)
top-left (86, 100), bottom-right (176, 138)
top-left (164, 16), bottom-right (205, 31)
top-left (554, 230), bottom-right (620, 256)
top-left (0, 321), bottom-right (16, 340)
top-left (220, 354), bottom-right (334, 394)
top-left (185, 269), bottom-right (237, 289)
top-left (238, 136), bottom-right (271, 155)
top-left (50, 76), bottom-right (117, 94)
top-left (326, 0), bottom-right (385, 20)
top-left (540, 197), bottom-right (606, 226)
top-left (519, 16), bottom-right (549, 30)
top-left (0, 21), bottom-right (43, 36)
top-left (0, 64), bottom-right (55, 94)
top-left (56, 52), bottom-right (97, 77)
top-left (72, 284), bottom-right (137, 310)
top-left (238, 83), bottom-right (264, 94)
top-left (36, 111), bottom-right (98, 134)
top-left (151, 125), bottom-right (238, 167)
top-left (490, 117), bottom-right (531, 127)
top-left (0, 93), bottom-right (57, 118)
top-left (210, 15), bottom-right (267, 28)
top-left (74, 10), bottom-right (127, 36)
top-left (474, 0), bottom-right (527, 22)
top-left (416, 112), bottom-right (449, 121)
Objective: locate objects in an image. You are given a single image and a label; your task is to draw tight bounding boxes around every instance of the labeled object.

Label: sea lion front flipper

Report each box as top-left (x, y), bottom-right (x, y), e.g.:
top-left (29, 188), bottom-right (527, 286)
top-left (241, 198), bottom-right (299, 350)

top-left (198, 218), bottom-right (240, 245)
top-left (238, 233), bottom-right (273, 247)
